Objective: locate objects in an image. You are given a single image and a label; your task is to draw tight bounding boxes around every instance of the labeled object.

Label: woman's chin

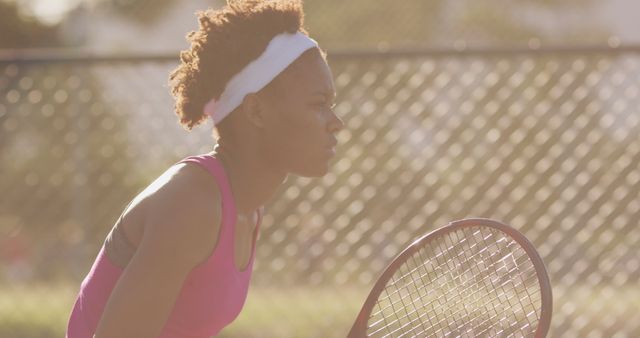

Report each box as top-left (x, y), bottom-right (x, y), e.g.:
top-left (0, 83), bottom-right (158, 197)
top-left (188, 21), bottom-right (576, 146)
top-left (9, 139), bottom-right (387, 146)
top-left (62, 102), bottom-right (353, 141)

top-left (291, 163), bottom-right (331, 178)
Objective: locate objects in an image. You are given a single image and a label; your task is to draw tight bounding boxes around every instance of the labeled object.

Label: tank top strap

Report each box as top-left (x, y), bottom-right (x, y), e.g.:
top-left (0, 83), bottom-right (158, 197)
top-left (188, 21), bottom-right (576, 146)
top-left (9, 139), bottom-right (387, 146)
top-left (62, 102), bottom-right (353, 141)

top-left (175, 154), bottom-right (237, 251)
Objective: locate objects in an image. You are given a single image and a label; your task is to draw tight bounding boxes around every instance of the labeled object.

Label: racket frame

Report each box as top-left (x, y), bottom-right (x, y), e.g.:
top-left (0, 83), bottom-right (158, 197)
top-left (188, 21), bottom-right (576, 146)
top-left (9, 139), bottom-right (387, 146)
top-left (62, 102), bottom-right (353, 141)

top-left (347, 218), bottom-right (553, 338)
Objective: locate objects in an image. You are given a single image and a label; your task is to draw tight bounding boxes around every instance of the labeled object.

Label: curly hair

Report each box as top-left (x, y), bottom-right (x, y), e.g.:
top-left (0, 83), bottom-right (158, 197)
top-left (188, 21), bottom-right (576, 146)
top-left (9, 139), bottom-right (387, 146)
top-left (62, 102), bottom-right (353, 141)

top-left (168, 0), bottom-right (307, 132)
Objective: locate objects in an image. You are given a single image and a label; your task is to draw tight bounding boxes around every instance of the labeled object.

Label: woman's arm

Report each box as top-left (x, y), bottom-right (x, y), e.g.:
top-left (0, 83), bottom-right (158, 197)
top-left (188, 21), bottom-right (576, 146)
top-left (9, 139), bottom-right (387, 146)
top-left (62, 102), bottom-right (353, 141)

top-left (94, 167), bottom-right (221, 338)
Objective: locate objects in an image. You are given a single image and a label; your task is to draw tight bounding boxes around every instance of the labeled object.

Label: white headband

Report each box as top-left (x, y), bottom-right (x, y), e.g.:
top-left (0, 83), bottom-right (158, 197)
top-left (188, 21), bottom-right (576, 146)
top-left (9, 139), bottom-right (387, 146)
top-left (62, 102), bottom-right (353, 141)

top-left (204, 31), bottom-right (318, 125)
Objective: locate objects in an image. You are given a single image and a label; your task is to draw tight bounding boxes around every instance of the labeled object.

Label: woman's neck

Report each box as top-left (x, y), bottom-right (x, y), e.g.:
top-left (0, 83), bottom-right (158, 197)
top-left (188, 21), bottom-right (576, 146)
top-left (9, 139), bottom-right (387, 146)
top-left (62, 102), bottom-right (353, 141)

top-left (210, 142), bottom-right (286, 215)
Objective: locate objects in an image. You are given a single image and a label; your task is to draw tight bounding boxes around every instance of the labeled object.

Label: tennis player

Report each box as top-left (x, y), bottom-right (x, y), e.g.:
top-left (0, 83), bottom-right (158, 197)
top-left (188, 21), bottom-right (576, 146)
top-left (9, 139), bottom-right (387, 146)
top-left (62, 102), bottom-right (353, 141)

top-left (65, 1), bottom-right (343, 337)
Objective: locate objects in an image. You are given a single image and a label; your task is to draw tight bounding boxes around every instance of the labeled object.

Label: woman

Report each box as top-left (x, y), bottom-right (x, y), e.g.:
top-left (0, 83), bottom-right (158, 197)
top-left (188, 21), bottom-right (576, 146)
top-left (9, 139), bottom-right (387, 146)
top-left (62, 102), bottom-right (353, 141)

top-left (66, 1), bottom-right (343, 337)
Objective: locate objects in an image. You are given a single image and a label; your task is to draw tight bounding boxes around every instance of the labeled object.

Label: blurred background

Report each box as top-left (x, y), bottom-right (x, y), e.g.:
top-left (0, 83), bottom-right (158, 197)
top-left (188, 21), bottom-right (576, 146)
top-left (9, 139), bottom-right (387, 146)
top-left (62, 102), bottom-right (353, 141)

top-left (1, 0), bottom-right (639, 337)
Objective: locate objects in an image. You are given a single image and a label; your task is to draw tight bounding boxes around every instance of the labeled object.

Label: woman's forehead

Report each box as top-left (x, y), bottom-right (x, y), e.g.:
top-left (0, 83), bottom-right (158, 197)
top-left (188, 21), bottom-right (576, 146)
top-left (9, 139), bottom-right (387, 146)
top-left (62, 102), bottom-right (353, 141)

top-left (280, 49), bottom-right (335, 95)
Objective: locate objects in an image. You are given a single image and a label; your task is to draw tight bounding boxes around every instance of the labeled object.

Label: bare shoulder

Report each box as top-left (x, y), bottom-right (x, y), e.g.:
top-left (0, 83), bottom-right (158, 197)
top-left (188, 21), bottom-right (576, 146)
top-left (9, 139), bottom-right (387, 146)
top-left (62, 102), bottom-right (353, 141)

top-left (93, 162), bottom-right (222, 338)
top-left (137, 161), bottom-right (222, 271)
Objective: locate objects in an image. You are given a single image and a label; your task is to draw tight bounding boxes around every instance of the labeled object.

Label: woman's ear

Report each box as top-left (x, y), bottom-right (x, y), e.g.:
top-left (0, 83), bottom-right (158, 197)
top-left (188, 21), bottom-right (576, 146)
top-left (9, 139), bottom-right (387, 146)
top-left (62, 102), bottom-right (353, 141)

top-left (240, 93), bottom-right (266, 129)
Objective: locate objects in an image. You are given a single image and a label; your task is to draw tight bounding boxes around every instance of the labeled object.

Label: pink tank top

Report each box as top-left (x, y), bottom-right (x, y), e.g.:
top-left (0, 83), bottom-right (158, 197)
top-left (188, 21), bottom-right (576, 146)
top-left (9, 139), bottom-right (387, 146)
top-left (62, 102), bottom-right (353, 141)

top-left (66, 154), bottom-right (262, 338)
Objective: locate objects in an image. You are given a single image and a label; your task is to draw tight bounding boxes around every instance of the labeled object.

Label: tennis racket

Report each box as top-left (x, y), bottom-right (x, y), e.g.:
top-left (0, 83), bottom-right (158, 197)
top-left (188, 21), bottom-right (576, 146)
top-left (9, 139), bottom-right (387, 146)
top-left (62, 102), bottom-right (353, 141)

top-left (348, 218), bottom-right (552, 338)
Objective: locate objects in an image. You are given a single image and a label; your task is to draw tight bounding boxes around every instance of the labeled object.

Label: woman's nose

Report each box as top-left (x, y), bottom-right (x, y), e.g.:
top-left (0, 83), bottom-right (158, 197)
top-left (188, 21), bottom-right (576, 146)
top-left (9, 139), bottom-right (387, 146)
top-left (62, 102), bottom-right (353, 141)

top-left (328, 111), bottom-right (345, 134)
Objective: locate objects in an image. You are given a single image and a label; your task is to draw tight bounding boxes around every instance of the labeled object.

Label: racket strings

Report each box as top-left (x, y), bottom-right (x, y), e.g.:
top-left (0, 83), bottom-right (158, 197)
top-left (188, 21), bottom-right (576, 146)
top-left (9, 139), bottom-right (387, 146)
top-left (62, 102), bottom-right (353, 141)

top-left (400, 232), bottom-right (511, 336)
top-left (397, 236), bottom-right (538, 337)
top-left (371, 230), bottom-right (520, 326)
top-left (475, 227), bottom-right (541, 332)
top-left (368, 234), bottom-right (480, 334)
top-left (369, 236), bottom-right (503, 335)
top-left (450, 229), bottom-right (540, 335)
top-left (367, 226), bottom-right (542, 337)
top-left (410, 232), bottom-right (540, 336)
top-left (370, 228), bottom-right (489, 319)
top-left (419, 232), bottom-right (540, 337)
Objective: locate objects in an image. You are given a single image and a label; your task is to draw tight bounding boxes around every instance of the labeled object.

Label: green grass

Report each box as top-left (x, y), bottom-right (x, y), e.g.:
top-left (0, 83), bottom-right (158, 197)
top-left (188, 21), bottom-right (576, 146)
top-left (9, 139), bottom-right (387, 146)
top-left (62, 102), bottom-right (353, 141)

top-left (0, 283), bottom-right (76, 338)
top-left (220, 286), bottom-right (368, 338)
top-left (0, 283), bottom-right (368, 338)
top-left (1, 283), bottom-right (638, 337)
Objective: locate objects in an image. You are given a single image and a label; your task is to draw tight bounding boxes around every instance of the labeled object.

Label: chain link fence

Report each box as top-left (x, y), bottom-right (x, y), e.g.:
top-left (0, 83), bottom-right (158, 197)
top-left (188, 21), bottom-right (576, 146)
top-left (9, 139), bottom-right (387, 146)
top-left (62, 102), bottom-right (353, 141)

top-left (1, 45), bottom-right (639, 337)
top-left (303, 0), bottom-right (614, 50)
